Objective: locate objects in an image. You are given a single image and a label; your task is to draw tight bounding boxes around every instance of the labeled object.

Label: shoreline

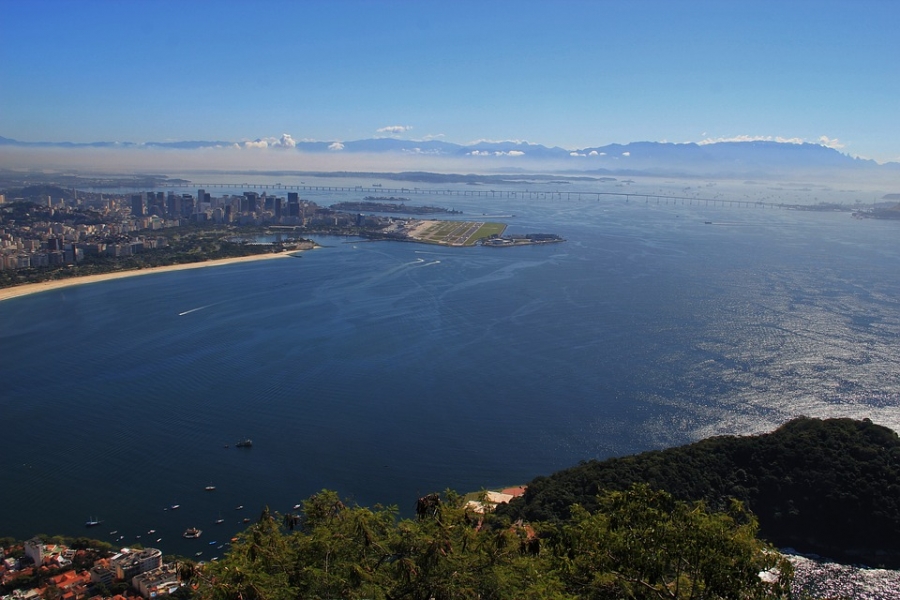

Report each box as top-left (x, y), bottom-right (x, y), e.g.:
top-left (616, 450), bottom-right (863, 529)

top-left (0, 251), bottom-right (300, 303)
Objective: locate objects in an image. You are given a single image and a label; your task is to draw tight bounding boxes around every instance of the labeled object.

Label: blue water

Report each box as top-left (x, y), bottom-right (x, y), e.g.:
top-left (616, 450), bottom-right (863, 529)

top-left (2, 178), bottom-right (900, 558)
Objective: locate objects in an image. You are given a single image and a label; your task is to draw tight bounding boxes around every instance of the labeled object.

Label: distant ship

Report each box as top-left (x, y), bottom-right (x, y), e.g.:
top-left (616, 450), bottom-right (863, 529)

top-left (236, 439), bottom-right (253, 448)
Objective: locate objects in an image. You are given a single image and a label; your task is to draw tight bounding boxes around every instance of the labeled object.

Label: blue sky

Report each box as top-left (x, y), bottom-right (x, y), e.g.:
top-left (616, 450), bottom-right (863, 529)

top-left (2, 0), bottom-right (899, 163)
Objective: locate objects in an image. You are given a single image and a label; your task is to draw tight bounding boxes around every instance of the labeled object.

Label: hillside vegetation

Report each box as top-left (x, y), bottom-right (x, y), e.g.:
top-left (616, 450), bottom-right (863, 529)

top-left (193, 487), bottom-right (790, 600)
top-left (497, 417), bottom-right (900, 567)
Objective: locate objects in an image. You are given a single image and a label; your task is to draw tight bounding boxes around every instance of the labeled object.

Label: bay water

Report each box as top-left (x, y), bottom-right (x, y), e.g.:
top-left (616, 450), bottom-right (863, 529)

top-left (2, 176), bottom-right (900, 560)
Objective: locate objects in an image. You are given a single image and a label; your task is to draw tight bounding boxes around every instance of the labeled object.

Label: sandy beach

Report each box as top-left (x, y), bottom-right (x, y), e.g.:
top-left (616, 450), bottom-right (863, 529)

top-left (0, 251), bottom-right (299, 303)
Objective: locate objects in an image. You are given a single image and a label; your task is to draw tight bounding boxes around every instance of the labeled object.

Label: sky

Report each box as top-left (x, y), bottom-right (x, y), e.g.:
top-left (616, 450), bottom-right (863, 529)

top-left (1, 0), bottom-right (899, 165)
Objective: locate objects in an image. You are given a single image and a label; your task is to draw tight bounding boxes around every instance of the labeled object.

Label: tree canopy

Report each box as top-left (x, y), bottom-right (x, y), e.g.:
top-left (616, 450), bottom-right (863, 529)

top-left (498, 417), bottom-right (900, 567)
top-left (193, 487), bottom-right (790, 600)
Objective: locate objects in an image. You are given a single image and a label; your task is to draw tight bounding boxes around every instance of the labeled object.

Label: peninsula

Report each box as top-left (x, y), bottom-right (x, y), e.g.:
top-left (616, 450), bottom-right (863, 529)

top-left (0, 181), bottom-right (562, 295)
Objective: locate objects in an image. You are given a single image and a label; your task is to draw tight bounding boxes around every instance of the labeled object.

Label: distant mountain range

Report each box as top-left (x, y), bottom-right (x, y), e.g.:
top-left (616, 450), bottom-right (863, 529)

top-left (2, 135), bottom-right (898, 178)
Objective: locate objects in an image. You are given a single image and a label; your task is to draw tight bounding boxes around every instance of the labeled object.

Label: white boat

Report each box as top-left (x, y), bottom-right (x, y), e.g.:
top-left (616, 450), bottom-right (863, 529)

top-left (183, 527), bottom-right (202, 539)
top-left (85, 517), bottom-right (101, 527)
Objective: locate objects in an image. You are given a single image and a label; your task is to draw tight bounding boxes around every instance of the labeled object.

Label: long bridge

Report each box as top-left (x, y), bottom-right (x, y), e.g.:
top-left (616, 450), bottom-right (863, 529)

top-left (164, 182), bottom-right (787, 209)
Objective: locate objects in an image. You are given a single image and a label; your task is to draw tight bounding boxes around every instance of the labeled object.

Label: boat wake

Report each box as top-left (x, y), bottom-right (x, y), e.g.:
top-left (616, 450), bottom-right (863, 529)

top-left (178, 303), bottom-right (218, 316)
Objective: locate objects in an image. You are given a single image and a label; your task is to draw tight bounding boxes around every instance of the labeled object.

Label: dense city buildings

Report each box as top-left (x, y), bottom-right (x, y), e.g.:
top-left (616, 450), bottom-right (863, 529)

top-left (0, 188), bottom-right (324, 273)
top-left (1, 539), bottom-right (181, 600)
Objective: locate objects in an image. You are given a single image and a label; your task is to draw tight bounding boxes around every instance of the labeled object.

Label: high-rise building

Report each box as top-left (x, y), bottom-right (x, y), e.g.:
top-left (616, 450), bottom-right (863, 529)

top-left (131, 194), bottom-right (145, 217)
top-left (244, 191), bottom-right (259, 213)
top-left (166, 192), bottom-right (180, 217)
top-left (181, 194), bottom-right (195, 217)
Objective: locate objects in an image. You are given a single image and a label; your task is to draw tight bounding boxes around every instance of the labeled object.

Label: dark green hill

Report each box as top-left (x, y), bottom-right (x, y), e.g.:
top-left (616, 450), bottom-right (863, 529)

top-left (498, 417), bottom-right (900, 567)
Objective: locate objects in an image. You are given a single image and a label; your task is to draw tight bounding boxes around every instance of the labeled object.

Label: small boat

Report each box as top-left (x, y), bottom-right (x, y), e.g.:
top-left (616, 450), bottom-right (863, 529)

top-left (292, 504), bottom-right (302, 510)
top-left (170, 504), bottom-right (180, 510)
top-left (205, 484), bottom-right (216, 491)
top-left (85, 517), bottom-right (102, 527)
top-left (148, 529), bottom-right (156, 534)
top-left (156, 538), bottom-right (162, 543)
top-left (235, 505), bottom-right (244, 510)
top-left (183, 527), bottom-right (202, 539)
top-left (109, 530), bottom-right (118, 535)
top-left (236, 439), bottom-right (253, 448)
top-left (242, 518), bottom-right (251, 523)
top-left (215, 516), bottom-right (225, 525)
top-left (209, 541), bottom-right (217, 545)
top-left (195, 551), bottom-right (203, 557)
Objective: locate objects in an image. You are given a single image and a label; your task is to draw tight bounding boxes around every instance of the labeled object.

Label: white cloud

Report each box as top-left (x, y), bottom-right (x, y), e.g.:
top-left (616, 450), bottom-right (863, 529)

top-left (242, 134), bottom-right (297, 149)
top-left (277, 133), bottom-right (296, 148)
top-left (422, 133), bottom-right (445, 141)
top-left (622, 151), bottom-right (630, 157)
top-left (328, 142), bottom-right (345, 151)
top-left (570, 151), bottom-right (586, 157)
top-left (818, 135), bottom-right (845, 149)
top-left (696, 134), bottom-right (849, 151)
top-left (589, 150), bottom-right (599, 156)
top-left (467, 150), bottom-right (525, 157)
top-left (402, 147), bottom-right (443, 155)
top-left (377, 125), bottom-right (413, 134)
top-left (698, 135), bottom-right (804, 146)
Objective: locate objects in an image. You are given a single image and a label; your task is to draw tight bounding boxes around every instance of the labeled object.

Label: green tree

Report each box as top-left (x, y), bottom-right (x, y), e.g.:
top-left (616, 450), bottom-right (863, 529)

top-left (195, 488), bottom-right (786, 600)
top-left (553, 485), bottom-right (791, 600)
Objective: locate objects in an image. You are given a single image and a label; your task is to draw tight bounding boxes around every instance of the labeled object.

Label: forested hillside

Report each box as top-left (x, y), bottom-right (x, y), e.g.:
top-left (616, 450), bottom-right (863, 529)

top-left (498, 417), bottom-right (900, 567)
top-left (192, 487), bottom-right (791, 600)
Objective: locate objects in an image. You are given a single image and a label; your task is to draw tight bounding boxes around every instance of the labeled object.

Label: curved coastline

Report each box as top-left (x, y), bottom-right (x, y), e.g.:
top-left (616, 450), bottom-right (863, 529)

top-left (0, 251), bottom-right (299, 303)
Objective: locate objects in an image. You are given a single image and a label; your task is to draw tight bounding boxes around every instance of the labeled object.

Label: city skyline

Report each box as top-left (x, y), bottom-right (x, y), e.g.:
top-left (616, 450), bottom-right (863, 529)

top-left (2, 0), bottom-right (899, 166)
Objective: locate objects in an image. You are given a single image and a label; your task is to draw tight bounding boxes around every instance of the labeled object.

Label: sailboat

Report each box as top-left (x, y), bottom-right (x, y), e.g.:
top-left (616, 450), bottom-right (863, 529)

top-left (85, 517), bottom-right (102, 527)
